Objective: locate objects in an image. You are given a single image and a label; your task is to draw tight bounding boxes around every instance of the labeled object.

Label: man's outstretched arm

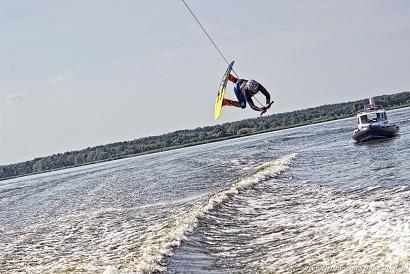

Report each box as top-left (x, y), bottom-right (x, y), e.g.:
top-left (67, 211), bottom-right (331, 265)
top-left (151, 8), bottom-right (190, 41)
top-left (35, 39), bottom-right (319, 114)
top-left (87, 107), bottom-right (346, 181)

top-left (258, 84), bottom-right (271, 104)
top-left (246, 95), bottom-right (262, 112)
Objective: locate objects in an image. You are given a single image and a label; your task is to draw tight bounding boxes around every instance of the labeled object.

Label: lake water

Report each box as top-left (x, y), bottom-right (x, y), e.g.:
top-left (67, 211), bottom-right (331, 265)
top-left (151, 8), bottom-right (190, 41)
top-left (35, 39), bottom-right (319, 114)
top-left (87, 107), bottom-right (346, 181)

top-left (1, 108), bottom-right (410, 273)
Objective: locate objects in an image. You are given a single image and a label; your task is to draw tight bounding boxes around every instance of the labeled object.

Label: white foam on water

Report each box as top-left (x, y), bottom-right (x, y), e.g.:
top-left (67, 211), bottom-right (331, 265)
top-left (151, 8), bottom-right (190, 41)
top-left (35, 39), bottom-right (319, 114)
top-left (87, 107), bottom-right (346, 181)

top-left (239, 184), bottom-right (410, 273)
top-left (1, 194), bottom-right (206, 274)
top-left (103, 265), bottom-right (119, 274)
top-left (120, 153), bottom-right (297, 273)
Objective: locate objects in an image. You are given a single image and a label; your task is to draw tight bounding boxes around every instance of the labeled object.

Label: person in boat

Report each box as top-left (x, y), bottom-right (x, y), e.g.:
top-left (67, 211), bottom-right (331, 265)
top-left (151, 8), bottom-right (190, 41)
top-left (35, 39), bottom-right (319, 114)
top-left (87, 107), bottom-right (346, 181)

top-left (222, 74), bottom-right (272, 113)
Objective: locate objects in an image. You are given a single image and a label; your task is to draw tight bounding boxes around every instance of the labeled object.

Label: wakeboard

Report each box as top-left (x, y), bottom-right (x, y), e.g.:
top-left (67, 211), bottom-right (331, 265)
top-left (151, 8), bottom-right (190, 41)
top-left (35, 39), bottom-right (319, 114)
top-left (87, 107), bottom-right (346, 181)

top-left (214, 61), bottom-right (234, 120)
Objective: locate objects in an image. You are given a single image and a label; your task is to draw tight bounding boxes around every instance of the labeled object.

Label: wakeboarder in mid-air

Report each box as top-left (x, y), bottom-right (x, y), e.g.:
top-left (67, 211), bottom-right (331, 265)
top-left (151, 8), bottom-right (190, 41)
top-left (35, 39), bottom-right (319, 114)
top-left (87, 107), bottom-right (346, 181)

top-left (222, 74), bottom-right (273, 114)
top-left (214, 61), bottom-right (273, 120)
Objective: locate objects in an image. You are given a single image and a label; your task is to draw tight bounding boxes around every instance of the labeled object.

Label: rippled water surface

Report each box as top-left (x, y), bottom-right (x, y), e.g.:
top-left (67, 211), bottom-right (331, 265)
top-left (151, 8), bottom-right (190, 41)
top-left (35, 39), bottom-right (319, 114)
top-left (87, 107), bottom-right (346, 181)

top-left (1, 108), bottom-right (410, 273)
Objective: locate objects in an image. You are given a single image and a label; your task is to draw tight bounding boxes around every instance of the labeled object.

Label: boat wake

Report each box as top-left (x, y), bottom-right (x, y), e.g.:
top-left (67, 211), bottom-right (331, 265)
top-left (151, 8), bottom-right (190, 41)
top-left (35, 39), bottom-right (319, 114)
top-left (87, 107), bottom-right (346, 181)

top-left (166, 180), bottom-right (410, 273)
top-left (117, 153), bottom-right (297, 273)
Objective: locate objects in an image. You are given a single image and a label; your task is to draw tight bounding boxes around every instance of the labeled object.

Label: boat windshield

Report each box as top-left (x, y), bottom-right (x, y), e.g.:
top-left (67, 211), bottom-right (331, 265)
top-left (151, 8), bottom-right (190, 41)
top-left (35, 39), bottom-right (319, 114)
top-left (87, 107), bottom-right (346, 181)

top-left (359, 112), bottom-right (386, 123)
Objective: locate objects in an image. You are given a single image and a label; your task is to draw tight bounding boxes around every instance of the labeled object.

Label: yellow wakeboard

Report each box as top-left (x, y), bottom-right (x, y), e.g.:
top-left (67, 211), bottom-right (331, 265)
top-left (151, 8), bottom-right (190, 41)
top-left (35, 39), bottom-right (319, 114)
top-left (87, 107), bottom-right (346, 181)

top-left (214, 61), bottom-right (235, 120)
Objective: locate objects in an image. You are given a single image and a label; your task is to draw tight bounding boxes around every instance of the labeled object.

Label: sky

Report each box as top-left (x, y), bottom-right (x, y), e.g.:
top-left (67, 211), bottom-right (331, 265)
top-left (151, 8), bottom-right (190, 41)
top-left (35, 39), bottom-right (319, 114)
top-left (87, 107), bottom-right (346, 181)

top-left (1, 0), bottom-right (410, 165)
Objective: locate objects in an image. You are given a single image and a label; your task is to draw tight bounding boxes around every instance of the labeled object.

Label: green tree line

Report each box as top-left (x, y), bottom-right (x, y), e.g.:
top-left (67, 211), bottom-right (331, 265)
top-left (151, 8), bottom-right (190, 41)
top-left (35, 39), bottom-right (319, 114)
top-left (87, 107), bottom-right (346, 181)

top-left (1, 91), bottom-right (409, 180)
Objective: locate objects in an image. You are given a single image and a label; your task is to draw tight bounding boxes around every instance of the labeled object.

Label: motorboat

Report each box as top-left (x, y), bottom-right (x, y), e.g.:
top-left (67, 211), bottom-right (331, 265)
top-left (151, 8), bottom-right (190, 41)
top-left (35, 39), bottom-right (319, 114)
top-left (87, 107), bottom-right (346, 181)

top-left (352, 98), bottom-right (399, 142)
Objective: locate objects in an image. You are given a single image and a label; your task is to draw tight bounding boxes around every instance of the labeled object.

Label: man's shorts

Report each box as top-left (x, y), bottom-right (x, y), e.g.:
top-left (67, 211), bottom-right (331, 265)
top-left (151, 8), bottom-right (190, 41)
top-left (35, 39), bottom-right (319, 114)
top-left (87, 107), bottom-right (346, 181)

top-left (234, 82), bottom-right (246, 109)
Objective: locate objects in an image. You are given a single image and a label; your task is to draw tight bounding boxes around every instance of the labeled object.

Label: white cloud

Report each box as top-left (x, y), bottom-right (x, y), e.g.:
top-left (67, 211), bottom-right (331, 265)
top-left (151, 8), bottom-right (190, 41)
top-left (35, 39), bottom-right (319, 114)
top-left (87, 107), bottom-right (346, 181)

top-left (49, 72), bottom-right (74, 85)
top-left (6, 93), bottom-right (27, 104)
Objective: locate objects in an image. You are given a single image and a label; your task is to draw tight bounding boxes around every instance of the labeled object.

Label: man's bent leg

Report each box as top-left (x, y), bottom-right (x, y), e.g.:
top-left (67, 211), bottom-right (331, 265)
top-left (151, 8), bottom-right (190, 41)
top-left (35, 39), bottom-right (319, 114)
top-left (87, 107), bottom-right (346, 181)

top-left (228, 74), bottom-right (238, 83)
top-left (222, 98), bottom-right (234, 106)
top-left (222, 99), bottom-right (241, 108)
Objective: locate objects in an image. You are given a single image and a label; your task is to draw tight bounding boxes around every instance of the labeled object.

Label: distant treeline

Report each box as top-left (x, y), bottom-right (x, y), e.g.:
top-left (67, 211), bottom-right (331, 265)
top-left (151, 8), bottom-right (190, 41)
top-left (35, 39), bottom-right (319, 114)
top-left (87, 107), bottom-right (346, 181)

top-left (1, 91), bottom-right (410, 180)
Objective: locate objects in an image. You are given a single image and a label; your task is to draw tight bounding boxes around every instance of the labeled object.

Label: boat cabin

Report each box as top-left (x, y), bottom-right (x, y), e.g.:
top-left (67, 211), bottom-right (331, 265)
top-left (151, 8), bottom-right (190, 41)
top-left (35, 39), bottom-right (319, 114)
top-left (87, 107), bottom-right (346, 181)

top-left (356, 104), bottom-right (388, 130)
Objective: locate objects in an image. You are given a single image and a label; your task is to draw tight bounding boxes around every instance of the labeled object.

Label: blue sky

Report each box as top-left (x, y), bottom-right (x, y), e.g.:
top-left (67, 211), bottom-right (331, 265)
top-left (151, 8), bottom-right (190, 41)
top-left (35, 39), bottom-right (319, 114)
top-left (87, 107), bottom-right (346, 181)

top-left (1, 0), bottom-right (410, 164)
